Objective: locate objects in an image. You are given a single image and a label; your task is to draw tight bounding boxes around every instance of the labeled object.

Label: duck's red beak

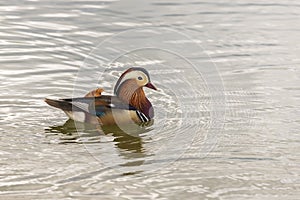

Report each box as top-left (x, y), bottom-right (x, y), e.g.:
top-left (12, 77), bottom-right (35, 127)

top-left (145, 82), bottom-right (157, 90)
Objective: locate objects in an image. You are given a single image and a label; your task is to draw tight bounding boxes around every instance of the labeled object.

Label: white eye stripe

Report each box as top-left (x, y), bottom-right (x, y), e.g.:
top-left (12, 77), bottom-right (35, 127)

top-left (115, 71), bottom-right (148, 92)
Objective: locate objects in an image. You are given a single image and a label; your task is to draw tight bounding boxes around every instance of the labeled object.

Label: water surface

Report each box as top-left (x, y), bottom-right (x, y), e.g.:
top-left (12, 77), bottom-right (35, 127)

top-left (0, 0), bottom-right (299, 199)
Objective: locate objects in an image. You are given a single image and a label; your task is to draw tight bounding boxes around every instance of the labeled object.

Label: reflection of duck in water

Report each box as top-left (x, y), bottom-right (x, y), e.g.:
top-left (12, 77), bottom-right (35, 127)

top-left (46, 119), bottom-right (153, 158)
top-left (45, 67), bottom-right (157, 126)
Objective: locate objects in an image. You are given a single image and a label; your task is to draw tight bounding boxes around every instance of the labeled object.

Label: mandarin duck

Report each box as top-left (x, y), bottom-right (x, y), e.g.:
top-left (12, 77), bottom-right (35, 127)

top-left (45, 67), bottom-right (157, 125)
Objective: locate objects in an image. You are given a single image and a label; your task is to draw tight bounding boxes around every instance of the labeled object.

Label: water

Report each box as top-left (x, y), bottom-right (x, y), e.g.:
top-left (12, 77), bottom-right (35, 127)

top-left (1, 0), bottom-right (299, 199)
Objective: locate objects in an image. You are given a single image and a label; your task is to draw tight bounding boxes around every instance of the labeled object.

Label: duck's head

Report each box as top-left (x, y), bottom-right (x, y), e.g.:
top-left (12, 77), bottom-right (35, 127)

top-left (114, 67), bottom-right (157, 119)
top-left (114, 67), bottom-right (157, 96)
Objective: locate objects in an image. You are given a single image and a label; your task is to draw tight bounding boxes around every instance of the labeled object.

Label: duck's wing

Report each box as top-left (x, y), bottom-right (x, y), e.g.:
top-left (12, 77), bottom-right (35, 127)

top-left (45, 96), bottom-right (152, 124)
top-left (45, 95), bottom-right (136, 117)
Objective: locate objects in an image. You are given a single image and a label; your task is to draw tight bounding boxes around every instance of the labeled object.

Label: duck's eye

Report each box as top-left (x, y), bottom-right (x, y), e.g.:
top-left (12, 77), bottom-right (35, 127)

top-left (137, 76), bottom-right (143, 80)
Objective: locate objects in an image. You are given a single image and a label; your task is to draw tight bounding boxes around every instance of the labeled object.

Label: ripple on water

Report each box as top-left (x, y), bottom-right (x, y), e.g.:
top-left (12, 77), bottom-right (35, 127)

top-left (1, 0), bottom-right (299, 198)
top-left (41, 45), bottom-right (212, 174)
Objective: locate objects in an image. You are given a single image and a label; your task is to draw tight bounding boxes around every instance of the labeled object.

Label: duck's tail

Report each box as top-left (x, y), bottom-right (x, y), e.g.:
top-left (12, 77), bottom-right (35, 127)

top-left (44, 98), bottom-right (73, 111)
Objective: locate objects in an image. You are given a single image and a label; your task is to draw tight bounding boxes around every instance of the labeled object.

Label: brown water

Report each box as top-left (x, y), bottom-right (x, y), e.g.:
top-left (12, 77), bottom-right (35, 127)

top-left (0, 0), bottom-right (299, 199)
